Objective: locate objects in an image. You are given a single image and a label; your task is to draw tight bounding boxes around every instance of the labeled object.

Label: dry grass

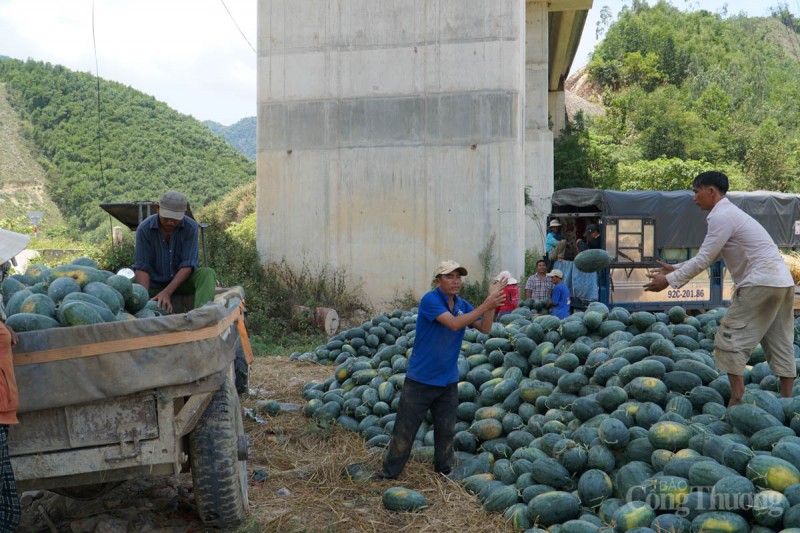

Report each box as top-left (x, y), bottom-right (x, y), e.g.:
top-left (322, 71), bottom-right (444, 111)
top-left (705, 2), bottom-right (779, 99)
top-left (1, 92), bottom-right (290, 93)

top-left (241, 356), bottom-right (515, 533)
top-left (782, 251), bottom-right (800, 285)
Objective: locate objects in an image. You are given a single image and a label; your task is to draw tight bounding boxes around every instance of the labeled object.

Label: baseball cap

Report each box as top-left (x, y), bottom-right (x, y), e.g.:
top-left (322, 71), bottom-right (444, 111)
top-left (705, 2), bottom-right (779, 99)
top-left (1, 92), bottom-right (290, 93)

top-left (0, 229), bottom-right (31, 265)
top-left (547, 269), bottom-right (564, 279)
top-left (158, 191), bottom-right (188, 220)
top-left (586, 224), bottom-right (599, 233)
top-left (494, 270), bottom-right (518, 284)
top-left (549, 220), bottom-right (561, 227)
top-left (433, 260), bottom-right (468, 278)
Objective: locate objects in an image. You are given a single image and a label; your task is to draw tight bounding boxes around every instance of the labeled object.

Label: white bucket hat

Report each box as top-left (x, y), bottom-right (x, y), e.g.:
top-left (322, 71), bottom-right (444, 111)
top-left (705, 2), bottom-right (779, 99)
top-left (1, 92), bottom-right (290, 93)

top-left (0, 229), bottom-right (31, 265)
top-left (494, 270), bottom-right (518, 284)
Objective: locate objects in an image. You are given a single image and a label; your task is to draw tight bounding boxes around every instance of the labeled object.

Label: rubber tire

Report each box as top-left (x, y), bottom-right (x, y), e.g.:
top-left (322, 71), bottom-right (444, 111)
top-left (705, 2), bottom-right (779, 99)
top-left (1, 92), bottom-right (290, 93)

top-left (189, 368), bottom-right (249, 526)
top-left (234, 337), bottom-right (249, 395)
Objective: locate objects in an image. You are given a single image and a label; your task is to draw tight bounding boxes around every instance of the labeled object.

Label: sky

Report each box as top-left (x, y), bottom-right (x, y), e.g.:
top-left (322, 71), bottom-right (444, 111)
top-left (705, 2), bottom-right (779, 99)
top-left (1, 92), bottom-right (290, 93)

top-left (0, 1), bottom-right (797, 126)
top-left (0, 0), bottom-right (256, 125)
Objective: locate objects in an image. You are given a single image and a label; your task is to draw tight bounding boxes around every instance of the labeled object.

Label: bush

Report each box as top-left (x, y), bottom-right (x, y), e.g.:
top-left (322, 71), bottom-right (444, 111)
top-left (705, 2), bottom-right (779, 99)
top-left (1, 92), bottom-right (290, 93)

top-left (91, 232), bottom-right (135, 273)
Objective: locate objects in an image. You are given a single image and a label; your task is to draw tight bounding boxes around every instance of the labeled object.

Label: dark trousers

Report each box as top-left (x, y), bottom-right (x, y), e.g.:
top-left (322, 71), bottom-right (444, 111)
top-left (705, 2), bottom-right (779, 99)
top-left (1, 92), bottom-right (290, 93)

top-left (0, 426), bottom-right (20, 532)
top-left (380, 378), bottom-right (458, 478)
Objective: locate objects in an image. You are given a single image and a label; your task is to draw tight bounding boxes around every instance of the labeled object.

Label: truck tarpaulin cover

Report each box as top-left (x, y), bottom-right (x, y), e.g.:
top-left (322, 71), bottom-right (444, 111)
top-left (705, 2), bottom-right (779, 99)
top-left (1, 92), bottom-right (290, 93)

top-left (11, 287), bottom-right (244, 413)
top-left (552, 188), bottom-right (800, 248)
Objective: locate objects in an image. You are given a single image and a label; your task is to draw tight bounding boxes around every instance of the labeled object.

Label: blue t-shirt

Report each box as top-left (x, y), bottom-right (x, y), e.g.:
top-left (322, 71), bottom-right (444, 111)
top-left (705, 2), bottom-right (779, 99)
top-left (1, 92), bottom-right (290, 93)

top-left (133, 214), bottom-right (200, 287)
top-left (407, 288), bottom-right (474, 386)
top-left (551, 283), bottom-right (571, 319)
top-left (545, 230), bottom-right (563, 253)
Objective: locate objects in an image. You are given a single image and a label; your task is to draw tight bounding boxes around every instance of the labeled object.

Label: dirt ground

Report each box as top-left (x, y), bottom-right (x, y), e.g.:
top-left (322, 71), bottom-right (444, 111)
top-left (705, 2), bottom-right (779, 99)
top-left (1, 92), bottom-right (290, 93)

top-left (18, 356), bottom-right (516, 532)
top-left (240, 355), bottom-right (515, 532)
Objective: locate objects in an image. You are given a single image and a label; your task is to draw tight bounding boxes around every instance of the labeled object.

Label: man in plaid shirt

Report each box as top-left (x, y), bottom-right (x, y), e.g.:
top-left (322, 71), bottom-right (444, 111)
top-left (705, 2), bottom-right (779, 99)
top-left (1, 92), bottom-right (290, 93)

top-left (525, 259), bottom-right (553, 302)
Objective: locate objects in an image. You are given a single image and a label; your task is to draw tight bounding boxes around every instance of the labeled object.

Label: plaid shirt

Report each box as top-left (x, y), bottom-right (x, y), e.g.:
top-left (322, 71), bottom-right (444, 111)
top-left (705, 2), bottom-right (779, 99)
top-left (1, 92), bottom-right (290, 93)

top-left (525, 274), bottom-right (553, 301)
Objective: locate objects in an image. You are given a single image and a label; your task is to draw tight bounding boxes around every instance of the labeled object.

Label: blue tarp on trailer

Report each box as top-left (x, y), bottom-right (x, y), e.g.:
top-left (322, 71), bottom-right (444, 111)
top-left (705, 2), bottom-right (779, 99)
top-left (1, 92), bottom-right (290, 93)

top-left (552, 189), bottom-right (800, 248)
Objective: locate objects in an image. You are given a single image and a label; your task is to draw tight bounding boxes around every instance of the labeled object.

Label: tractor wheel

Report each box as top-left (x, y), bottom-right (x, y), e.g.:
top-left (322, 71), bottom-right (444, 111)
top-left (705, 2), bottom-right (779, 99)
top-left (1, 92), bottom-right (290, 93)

top-left (189, 367), bottom-right (249, 526)
top-left (234, 337), bottom-right (249, 395)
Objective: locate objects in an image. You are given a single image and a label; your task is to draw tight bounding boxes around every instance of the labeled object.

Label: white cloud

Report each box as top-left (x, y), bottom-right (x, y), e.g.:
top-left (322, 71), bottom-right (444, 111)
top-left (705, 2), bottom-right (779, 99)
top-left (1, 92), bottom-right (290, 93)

top-left (0, 0), bottom-right (256, 124)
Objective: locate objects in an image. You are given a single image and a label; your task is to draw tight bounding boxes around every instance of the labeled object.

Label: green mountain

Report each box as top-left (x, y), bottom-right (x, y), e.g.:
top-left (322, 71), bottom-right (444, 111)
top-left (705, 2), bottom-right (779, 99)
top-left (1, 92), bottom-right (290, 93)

top-left (557, 1), bottom-right (800, 192)
top-left (0, 82), bottom-right (64, 232)
top-left (0, 58), bottom-right (256, 243)
top-left (204, 117), bottom-right (256, 160)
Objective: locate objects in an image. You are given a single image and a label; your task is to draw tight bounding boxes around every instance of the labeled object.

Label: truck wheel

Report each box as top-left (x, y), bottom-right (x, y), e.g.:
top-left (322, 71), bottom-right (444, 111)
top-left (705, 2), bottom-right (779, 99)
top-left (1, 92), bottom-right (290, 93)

top-left (234, 337), bottom-right (249, 395)
top-left (189, 370), bottom-right (249, 526)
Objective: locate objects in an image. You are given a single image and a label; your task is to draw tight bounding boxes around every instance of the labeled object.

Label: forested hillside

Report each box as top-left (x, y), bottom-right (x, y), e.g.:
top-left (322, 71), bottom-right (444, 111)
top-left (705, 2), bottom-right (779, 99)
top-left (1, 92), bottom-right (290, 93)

top-left (0, 59), bottom-right (255, 243)
top-left (0, 82), bottom-right (64, 229)
top-left (204, 117), bottom-right (256, 160)
top-left (557, 1), bottom-right (800, 192)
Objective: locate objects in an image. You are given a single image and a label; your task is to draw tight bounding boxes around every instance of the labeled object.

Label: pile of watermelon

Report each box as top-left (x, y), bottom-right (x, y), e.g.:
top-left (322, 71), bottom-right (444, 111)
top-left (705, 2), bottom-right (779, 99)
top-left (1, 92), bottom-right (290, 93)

top-left (1, 257), bottom-right (165, 332)
top-left (301, 300), bottom-right (800, 531)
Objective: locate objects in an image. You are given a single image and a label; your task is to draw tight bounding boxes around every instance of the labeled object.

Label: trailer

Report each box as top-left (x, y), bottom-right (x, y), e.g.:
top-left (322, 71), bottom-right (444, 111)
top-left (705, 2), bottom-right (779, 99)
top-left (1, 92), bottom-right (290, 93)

top-left (8, 286), bottom-right (252, 526)
top-left (549, 188), bottom-right (800, 312)
top-left (6, 200), bottom-right (254, 526)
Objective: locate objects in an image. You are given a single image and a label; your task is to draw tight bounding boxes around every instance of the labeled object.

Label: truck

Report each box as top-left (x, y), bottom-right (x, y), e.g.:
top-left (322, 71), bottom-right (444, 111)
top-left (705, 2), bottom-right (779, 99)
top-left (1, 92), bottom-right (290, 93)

top-left (549, 188), bottom-right (800, 313)
top-left (7, 202), bottom-right (253, 527)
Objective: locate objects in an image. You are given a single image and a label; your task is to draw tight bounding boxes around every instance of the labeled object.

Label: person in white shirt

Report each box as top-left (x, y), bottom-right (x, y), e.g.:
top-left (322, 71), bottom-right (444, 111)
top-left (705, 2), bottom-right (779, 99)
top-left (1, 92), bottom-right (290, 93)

top-left (644, 171), bottom-right (795, 407)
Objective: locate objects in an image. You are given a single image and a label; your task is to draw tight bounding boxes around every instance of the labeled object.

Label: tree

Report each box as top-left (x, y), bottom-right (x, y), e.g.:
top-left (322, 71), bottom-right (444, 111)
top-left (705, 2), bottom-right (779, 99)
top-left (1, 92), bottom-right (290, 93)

top-left (621, 51), bottom-right (665, 91)
top-left (554, 112), bottom-right (592, 190)
top-left (744, 118), bottom-right (798, 192)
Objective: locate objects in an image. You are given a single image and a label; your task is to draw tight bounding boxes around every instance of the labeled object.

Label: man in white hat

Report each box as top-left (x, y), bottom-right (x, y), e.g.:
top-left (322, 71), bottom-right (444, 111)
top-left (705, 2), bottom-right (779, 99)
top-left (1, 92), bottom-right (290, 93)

top-left (376, 260), bottom-right (507, 480)
top-left (545, 220), bottom-right (563, 268)
top-left (132, 191), bottom-right (216, 313)
top-left (493, 270), bottom-right (519, 319)
top-left (0, 229), bottom-right (27, 529)
top-left (545, 268), bottom-right (570, 319)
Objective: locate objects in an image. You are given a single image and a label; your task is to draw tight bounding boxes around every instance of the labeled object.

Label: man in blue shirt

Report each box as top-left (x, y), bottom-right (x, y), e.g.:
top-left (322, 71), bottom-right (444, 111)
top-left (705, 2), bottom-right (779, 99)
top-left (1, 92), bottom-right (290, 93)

top-left (546, 268), bottom-right (570, 319)
top-left (545, 220), bottom-right (563, 268)
top-left (376, 260), bottom-right (507, 480)
top-left (133, 191), bottom-right (216, 312)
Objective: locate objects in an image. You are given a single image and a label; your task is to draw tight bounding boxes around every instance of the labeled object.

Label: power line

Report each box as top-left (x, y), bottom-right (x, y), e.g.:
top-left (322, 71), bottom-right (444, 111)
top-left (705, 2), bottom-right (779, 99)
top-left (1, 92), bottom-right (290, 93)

top-left (91, 1), bottom-right (107, 193)
top-left (219, 0), bottom-right (256, 54)
top-left (92, 0), bottom-right (111, 241)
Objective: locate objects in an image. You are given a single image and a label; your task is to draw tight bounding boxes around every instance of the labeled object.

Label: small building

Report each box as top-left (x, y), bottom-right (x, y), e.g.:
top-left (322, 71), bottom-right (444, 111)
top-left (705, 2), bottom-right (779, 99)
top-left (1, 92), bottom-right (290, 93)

top-left (256, 0), bottom-right (592, 305)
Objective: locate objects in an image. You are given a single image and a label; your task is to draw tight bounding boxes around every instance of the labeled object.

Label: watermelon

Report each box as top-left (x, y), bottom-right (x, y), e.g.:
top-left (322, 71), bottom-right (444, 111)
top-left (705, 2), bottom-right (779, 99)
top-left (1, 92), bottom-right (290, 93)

top-left (382, 486), bottom-right (428, 511)
top-left (690, 512), bottom-right (748, 533)
top-left (45, 264), bottom-right (107, 288)
top-left (4, 313), bottom-right (60, 332)
top-left (125, 283), bottom-right (150, 313)
top-left (574, 249), bottom-right (611, 273)
top-left (70, 257), bottom-right (99, 269)
top-left (527, 491), bottom-right (581, 526)
top-left (57, 301), bottom-right (105, 327)
top-left (751, 490), bottom-right (789, 527)
top-left (47, 276), bottom-right (81, 304)
top-left (611, 501), bottom-right (655, 532)
top-left (104, 274), bottom-right (134, 302)
top-left (747, 455), bottom-right (800, 492)
top-left (481, 483), bottom-right (519, 512)
top-left (578, 469), bottom-right (613, 508)
top-left (19, 293), bottom-right (56, 319)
